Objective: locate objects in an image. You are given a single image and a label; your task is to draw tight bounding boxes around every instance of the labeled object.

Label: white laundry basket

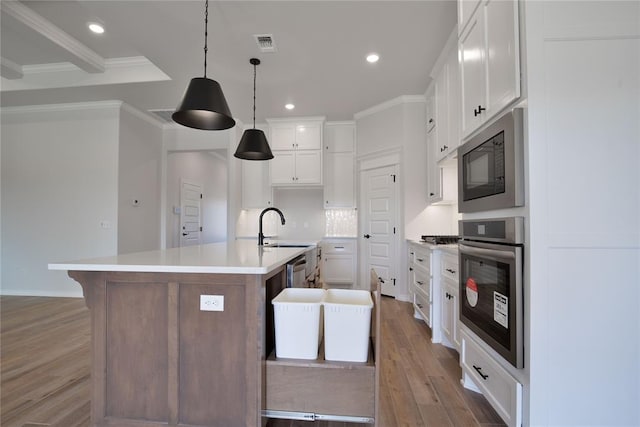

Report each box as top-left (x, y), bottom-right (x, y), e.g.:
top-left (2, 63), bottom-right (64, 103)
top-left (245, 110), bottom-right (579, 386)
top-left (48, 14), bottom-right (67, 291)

top-left (272, 288), bottom-right (326, 359)
top-left (323, 289), bottom-right (374, 362)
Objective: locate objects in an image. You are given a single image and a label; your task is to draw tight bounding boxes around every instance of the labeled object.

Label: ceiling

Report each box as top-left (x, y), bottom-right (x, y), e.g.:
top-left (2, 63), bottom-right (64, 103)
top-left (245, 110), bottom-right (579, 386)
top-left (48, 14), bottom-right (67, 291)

top-left (1, 1), bottom-right (457, 125)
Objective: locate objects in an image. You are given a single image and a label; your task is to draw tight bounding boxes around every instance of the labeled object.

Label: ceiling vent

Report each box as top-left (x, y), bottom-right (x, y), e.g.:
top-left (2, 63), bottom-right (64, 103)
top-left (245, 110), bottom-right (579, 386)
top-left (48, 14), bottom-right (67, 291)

top-left (254, 34), bottom-right (277, 53)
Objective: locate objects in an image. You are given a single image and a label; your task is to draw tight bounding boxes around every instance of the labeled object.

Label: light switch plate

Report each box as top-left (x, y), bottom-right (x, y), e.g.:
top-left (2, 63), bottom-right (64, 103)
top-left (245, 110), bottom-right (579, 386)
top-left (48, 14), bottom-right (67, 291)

top-left (200, 295), bottom-right (224, 311)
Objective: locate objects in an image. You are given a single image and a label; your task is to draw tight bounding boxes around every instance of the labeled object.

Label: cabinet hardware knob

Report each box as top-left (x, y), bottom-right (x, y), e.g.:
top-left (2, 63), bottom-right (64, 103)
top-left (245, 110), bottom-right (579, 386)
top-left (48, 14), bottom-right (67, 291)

top-left (417, 303), bottom-right (423, 309)
top-left (363, 234), bottom-right (371, 239)
top-left (428, 118), bottom-right (434, 124)
top-left (182, 233), bottom-right (188, 236)
top-left (473, 365), bottom-right (489, 380)
top-left (446, 268), bottom-right (456, 274)
top-left (409, 267), bottom-right (413, 271)
top-left (417, 281), bottom-right (424, 285)
top-left (478, 105), bottom-right (486, 113)
top-left (416, 258), bottom-right (424, 262)
top-left (429, 192), bottom-right (435, 196)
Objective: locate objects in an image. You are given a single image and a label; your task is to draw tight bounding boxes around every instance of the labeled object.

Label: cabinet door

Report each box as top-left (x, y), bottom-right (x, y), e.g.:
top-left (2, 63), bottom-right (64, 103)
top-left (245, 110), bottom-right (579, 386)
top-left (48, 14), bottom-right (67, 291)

top-left (460, 12), bottom-right (487, 138)
top-left (270, 151), bottom-right (297, 185)
top-left (324, 124), bottom-right (355, 152)
top-left (270, 124), bottom-right (296, 150)
top-left (242, 160), bottom-right (271, 209)
top-left (295, 123), bottom-right (322, 150)
top-left (324, 152), bottom-right (354, 208)
top-left (446, 46), bottom-right (461, 155)
top-left (426, 90), bottom-right (436, 134)
top-left (435, 64), bottom-right (450, 162)
top-left (485, 0), bottom-right (520, 116)
top-left (322, 254), bottom-right (355, 284)
top-left (427, 131), bottom-right (442, 203)
top-left (294, 150), bottom-right (322, 184)
top-left (441, 281), bottom-right (454, 346)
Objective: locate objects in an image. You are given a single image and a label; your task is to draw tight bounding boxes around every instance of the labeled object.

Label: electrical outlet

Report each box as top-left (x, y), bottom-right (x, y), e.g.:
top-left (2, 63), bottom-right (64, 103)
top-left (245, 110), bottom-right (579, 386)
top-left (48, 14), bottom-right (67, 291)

top-left (200, 295), bottom-right (224, 312)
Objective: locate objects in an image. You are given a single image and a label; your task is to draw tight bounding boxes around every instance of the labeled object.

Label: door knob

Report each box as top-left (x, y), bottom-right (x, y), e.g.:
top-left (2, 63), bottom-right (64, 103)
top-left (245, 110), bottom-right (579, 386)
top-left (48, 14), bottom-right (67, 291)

top-left (363, 234), bottom-right (371, 239)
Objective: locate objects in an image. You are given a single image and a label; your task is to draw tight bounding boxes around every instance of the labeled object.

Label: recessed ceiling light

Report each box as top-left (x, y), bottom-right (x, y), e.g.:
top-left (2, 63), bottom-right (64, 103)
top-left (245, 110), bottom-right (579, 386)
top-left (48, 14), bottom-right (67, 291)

top-left (88, 23), bottom-right (105, 34)
top-left (366, 53), bottom-right (380, 63)
top-left (285, 104), bottom-right (295, 110)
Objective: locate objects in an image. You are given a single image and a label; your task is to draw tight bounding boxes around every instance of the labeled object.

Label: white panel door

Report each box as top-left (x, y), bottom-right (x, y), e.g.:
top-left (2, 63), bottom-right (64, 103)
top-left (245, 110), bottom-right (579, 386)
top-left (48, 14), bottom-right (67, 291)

top-left (361, 165), bottom-right (398, 296)
top-left (180, 180), bottom-right (202, 246)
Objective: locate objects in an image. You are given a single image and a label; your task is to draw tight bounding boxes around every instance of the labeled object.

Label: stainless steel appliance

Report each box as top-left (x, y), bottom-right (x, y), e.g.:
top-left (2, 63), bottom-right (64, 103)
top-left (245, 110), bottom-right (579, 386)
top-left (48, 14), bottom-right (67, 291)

top-left (458, 109), bottom-right (524, 213)
top-left (459, 217), bottom-right (524, 368)
top-left (420, 235), bottom-right (460, 245)
top-left (286, 255), bottom-right (307, 288)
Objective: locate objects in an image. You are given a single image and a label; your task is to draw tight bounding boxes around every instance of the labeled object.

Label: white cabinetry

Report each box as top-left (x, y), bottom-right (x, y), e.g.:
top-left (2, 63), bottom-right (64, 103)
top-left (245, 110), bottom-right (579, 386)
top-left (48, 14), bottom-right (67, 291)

top-left (323, 122), bottom-right (355, 208)
top-left (439, 251), bottom-right (460, 351)
top-left (241, 159), bottom-right (272, 209)
top-left (459, 0), bottom-right (520, 138)
top-left (408, 242), bottom-right (440, 336)
top-left (321, 239), bottom-right (357, 286)
top-left (461, 330), bottom-right (522, 427)
top-left (268, 117), bottom-right (324, 185)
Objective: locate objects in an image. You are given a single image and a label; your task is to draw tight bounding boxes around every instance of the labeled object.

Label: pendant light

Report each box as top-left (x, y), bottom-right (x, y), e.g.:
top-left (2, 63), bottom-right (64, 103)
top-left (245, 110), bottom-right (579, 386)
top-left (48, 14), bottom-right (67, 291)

top-left (172, 0), bottom-right (235, 130)
top-left (234, 58), bottom-right (274, 160)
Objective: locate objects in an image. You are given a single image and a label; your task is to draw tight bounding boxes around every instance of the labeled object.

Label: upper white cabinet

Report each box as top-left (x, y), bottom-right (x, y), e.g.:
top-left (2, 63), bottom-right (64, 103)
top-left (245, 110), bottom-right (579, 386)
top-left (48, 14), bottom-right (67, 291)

top-left (267, 117), bottom-right (325, 186)
top-left (459, 0), bottom-right (520, 138)
top-left (434, 41), bottom-right (461, 162)
top-left (324, 122), bottom-right (355, 208)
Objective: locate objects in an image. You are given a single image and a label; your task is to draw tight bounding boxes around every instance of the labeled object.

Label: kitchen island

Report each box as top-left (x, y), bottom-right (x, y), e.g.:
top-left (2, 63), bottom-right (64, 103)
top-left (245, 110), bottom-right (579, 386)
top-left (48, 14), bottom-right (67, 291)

top-left (49, 241), bottom-right (310, 427)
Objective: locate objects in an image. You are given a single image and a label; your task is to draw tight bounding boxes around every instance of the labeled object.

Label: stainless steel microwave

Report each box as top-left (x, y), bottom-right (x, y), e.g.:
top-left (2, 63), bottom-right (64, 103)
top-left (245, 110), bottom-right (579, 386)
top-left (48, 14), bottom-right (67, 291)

top-left (458, 109), bottom-right (524, 213)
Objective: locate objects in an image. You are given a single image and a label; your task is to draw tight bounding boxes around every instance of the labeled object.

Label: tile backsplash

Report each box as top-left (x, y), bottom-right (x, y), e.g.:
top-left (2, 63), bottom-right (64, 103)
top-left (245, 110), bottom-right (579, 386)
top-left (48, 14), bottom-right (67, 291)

top-left (325, 209), bottom-right (358, 237)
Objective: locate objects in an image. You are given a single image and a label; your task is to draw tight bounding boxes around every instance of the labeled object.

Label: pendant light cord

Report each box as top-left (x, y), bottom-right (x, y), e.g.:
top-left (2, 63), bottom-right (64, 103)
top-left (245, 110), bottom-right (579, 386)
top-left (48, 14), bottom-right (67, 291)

top-left (252, 62), bottom-right (257, 129)
top-left (203, 0), bottom-right (208, 78)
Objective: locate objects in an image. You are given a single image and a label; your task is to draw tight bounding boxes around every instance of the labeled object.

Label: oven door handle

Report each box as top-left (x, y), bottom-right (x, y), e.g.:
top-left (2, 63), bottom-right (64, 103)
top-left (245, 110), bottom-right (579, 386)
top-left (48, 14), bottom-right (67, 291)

top-left (459, 244), bottom-right (515, 261)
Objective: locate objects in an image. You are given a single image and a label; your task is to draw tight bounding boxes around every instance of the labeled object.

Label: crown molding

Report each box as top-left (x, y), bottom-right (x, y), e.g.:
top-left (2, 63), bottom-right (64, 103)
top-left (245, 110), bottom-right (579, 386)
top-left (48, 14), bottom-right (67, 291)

top-left (0, 56), bottom-right (22, 79)
top-left (121, 103), bottom-right (166, 129)
top-left (1, 100), bottom-right (123, 116)
top-left (354, 95), bottom-right (426, 120)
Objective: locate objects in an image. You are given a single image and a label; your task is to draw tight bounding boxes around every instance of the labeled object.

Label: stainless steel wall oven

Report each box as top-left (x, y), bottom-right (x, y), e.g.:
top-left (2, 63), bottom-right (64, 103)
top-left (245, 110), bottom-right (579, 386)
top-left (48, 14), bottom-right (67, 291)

top-left (458, 109), bottom-right (524, 213)
top-left (459, 217), bottom-right (524, 368)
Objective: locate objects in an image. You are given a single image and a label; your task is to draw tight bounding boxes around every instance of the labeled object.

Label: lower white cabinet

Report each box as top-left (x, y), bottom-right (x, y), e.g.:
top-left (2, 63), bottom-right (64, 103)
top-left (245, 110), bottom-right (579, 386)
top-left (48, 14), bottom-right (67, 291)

top-left (461, 330), bottom-right (522, 427)
top-left (321, 239), bottom-right (356, 286)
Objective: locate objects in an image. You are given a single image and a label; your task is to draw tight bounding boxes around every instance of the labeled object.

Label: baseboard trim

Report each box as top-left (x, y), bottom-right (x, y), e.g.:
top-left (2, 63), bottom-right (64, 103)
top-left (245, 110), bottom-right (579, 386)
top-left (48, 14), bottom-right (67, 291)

top-left (0, 289), bottom-right (83, 298)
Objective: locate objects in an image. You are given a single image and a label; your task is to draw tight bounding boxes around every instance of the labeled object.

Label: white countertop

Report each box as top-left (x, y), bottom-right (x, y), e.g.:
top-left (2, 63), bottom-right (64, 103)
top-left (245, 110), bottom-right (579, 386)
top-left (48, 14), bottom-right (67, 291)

top-left (407, 239), bottom-right (459, 254)
top-left (48, 240), bottom-right (315, 275)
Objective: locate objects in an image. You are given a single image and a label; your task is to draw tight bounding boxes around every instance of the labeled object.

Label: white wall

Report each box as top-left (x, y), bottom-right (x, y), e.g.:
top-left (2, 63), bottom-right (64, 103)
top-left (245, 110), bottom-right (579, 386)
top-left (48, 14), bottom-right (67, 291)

top-left (166, 151), bottom-right (228, 248)
top-left (118, 106), bottom-right (163, 254)
top-left (273, 188), bottom-right (325, 240)
top-left (1, 102), bottom-right (120, 297)
top-left (524, 2), bottom-right (639, 425)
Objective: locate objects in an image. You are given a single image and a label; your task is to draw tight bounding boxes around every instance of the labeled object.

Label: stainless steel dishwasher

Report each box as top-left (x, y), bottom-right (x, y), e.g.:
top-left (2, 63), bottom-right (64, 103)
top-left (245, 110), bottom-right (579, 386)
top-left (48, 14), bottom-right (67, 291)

top-left (286, 255), bottom-right (307, 288)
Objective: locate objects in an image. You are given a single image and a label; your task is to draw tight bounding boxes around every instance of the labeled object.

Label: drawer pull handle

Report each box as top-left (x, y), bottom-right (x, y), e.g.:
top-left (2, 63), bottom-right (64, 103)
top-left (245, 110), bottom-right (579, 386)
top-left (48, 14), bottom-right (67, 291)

top-left (473, 365), bottom-right (489, 380)
top-left (446, 268), bottom-right (456, 274)
top-left (416, 303), bottom-right (424, 309)
top-left (416, 281), bottom-right (424, 285)
top-left (334, 246), bottom-right (344, 249)
top-left (416, 258), bottom-right (424, 262)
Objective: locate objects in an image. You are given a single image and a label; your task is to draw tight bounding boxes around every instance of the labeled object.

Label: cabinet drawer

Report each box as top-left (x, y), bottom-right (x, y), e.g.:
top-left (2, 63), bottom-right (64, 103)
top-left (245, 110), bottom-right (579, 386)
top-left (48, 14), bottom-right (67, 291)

top-left (413, 289), bottom-right (431, 326)
top-left (461, 331), bottom-right (522, 427)
top-left (440, 253), bottom-right (459, 283)
top-left (413, 268), bottom-right (430, 298)
top-left (322, 240), bottom-right (355, 254)
top-left (412, 248), bottom-right (430, 272)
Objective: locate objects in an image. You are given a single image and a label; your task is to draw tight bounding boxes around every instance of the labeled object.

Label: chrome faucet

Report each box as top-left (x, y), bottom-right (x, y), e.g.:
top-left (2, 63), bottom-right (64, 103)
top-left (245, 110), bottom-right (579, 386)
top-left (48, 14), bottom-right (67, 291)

top-left (258, 207), bottom-right (286, 246)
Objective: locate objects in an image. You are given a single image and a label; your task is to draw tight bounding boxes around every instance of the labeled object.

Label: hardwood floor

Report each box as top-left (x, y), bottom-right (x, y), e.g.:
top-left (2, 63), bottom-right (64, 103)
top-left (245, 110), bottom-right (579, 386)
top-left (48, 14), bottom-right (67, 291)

top-left (0, 295), bottom-right (504, 427)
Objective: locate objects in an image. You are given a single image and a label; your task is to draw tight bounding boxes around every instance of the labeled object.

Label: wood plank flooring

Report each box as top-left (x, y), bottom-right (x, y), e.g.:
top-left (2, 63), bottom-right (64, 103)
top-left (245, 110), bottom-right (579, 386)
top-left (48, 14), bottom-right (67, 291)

top-left (0, 295), bottom-right (504, 427)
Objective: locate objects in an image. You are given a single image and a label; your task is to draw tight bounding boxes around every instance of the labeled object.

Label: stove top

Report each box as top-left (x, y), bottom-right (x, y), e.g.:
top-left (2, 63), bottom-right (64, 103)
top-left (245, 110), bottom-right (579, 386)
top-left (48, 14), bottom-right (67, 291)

top-left (420, 235), bottom-right (460, 245)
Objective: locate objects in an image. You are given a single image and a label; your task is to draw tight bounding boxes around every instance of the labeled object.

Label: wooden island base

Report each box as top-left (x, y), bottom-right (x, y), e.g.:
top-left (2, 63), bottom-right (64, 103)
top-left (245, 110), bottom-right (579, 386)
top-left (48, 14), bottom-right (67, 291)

top-left (70, 268), bottom-right (379, 427)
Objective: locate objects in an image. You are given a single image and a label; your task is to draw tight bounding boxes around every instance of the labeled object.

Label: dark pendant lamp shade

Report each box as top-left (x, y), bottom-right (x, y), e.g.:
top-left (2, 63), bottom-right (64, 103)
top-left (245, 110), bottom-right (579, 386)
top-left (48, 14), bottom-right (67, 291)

top-left (172, 0), bottom-right (235, 131)
top-left (235, 128), bottom-right (274, 160)
top-left (172, 77), bottom-right (236, 130)
top-left (234, 58), bottom-right (273, 160)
